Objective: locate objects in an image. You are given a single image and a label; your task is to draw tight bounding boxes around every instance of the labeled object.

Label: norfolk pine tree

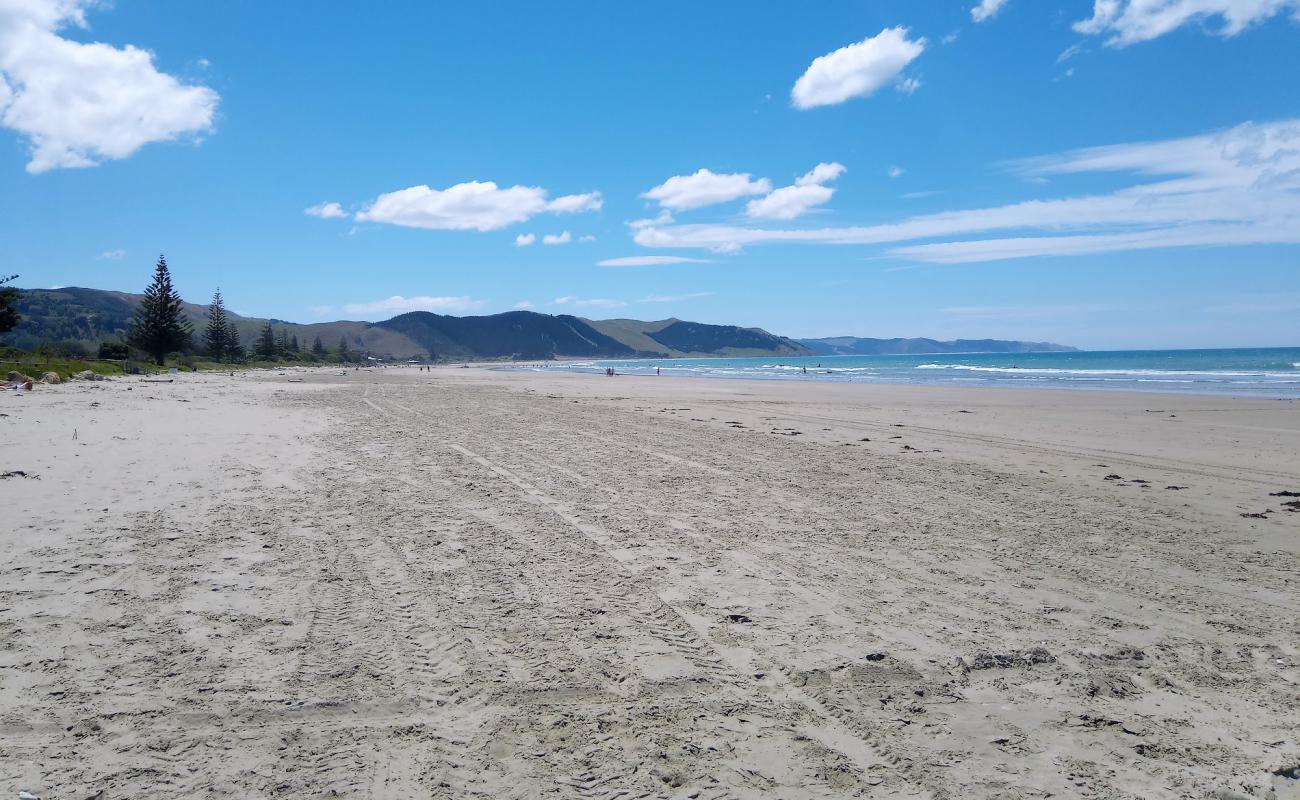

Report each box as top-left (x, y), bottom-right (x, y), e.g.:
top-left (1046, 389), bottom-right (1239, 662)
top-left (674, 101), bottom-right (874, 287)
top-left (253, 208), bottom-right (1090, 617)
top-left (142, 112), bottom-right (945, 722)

top-left (256, 322), bottom-right (277, 360)
top-left (204, 288), bottom-right (229, 361)
top-left (127, 255), bottom-right (192, 365)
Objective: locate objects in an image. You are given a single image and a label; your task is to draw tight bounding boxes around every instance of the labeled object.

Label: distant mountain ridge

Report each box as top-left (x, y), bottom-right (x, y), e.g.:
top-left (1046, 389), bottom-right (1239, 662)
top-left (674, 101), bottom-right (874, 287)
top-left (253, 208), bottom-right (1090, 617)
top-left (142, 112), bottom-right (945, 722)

top-left (7, 286), bottom-right (1074, 359)
top-left (6, 287), bottom-right (813, 359)
top-left (799, 337), bottom-right (1077, 356)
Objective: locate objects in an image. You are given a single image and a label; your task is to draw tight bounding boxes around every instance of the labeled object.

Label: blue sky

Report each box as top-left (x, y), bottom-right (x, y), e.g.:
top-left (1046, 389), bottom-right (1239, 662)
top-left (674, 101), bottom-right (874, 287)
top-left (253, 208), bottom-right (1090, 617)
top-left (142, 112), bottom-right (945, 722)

top-left (2, 0), bottom-right (1298, 349)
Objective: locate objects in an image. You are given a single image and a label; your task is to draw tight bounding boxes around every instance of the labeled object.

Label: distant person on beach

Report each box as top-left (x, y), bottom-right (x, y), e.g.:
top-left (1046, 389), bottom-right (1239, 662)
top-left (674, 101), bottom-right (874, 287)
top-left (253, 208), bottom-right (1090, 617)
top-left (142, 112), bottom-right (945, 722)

top-left (657, 367), bottom-right (661, 375)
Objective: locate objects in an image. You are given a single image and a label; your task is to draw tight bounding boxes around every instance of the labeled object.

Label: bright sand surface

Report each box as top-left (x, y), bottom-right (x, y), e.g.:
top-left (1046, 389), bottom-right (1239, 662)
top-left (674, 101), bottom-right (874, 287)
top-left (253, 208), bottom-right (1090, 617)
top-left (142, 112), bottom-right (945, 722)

top-left (2, 367), bottom-right (1298, 799)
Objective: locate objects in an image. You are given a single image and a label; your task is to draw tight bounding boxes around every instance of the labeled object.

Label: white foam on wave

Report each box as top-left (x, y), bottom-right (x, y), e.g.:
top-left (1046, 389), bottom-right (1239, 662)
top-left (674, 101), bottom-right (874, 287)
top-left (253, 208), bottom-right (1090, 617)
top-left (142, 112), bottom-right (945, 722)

top-left (914, 364), bottom-right (1285, 378)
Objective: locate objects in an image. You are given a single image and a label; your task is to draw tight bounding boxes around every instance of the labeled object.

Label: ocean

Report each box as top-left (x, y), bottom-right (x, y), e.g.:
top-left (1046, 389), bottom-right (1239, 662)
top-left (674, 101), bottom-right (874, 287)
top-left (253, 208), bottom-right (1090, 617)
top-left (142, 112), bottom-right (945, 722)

top-left (511, 347), bottom-right (1300, 398)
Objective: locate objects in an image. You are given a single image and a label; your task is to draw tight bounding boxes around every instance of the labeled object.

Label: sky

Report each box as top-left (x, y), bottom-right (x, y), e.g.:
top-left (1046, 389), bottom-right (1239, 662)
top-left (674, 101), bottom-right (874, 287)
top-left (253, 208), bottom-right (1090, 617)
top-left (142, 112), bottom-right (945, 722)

top-left (1, 0), bottom-right (1299, 350)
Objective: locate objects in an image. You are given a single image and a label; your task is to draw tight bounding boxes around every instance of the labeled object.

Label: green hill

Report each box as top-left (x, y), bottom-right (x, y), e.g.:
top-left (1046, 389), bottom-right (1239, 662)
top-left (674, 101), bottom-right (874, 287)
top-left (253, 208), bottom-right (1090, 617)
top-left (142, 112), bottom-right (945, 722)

top-left (584, 317), bottom-right (811, 357)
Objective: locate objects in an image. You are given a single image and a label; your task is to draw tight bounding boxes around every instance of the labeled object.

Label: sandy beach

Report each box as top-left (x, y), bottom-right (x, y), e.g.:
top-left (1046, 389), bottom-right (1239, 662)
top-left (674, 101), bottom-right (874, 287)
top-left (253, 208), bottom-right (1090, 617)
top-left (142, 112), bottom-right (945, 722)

top-left (2, 367), bottom-right (1297, 799)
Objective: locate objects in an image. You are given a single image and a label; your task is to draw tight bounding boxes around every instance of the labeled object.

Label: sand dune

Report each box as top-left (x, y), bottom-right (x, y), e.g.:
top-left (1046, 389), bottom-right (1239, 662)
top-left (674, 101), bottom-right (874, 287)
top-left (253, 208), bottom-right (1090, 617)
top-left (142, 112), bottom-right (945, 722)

top-left (2, 368), bottom-right (1297, 799)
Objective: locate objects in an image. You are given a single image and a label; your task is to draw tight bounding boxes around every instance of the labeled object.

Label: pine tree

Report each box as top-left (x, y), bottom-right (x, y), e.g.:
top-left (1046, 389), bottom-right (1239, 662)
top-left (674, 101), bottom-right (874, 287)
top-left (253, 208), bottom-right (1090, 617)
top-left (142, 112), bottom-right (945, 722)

top-left (275, 327), bottom-right (290, 357)
top-left (311, 335), bottom-right (325, 356)
top-left (203, 288), bottom-right (228, 361)
top-left (127, 255), bottom-right (192, 365)
top-left (290, 334), bottom-right (300, 353)
top-left (224, 321), bottom-right (245, 362)
top-left (338, 336), bottom-right (350, 362)
top-left (256, 321), bottom-right (277, 359)
top-left (0, 274), bottom-right (19, 334)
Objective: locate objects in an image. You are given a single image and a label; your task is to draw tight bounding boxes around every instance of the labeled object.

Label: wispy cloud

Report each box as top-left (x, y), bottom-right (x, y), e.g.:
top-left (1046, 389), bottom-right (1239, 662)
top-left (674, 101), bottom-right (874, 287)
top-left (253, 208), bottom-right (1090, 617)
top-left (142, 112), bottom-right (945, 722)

top-left (341, 295), bottom-right (485, 315)
top-left (553, 296), bottom-right (626, 309)
top-left (941, 303), bottom-right (1123, 319)
top-left (597, 255), bottom-right (713, 267)
top-left (542, 231), bottom-right (571, 245)
top-left (970, 0), bottom-right (1009, 23)
top-left (97, 248), bottom-right (127, 260)
top-left (632, 118), bottom-right (1300, 264)
top-left (513, 300), bottom-right (535, 310)
top-left (639, 292), bottom-right (715, 303)
top-left (1074, 0), bottom-right (1300, 46)
top-left (791, 27), bottom-right (925, 109)
top-left (305, 202), bottom-right (347, 219)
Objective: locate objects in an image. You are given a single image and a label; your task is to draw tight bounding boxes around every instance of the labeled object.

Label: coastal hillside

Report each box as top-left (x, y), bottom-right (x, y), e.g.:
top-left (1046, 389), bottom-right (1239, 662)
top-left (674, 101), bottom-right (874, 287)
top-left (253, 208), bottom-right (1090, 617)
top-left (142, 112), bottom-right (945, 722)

top-left (584, 318), bottom-right (812, 357)
top-left (8, 287), bottom-right (813, 360)
top-left (374, 311), bottom-right (642, 359)
top-left (8, 287), bottom-right (425, 356)
top-left (800, 336), bottom-right (1077, 355)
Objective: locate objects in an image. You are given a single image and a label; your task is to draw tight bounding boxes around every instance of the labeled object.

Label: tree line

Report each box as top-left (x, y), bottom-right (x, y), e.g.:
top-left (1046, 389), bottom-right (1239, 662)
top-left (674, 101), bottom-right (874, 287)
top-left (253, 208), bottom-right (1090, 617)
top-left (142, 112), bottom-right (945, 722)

top-left (90, 255), bottom-right (363, 366)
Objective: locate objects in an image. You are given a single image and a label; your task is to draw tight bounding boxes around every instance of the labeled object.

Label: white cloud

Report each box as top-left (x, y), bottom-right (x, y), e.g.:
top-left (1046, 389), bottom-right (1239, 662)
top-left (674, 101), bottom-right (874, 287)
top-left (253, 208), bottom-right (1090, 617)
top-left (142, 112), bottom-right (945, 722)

top-left (895, 76), bottom-right (922, 95)
top-left (546, 191), bottom-right (603, 213)
top-left (97, 248), bottom-right (126, 260)
top-left (628, 209), bottom-right (675, 229)
top-left (887, 165), bottom-right (906, 178)
top-left (746, 162), bottom-right (846, 220)
top-left (515, 232), bottom-right (536, 246)
top-left (578, 234), bottom-right (596, 242)
top-left (971, 0), bottom-right (1009, 23)
top-left (305, 202), bottom-right (347, 219)
top-left (791, 27), bottom-right (926, 110)
top-left (632, 118), bottom-right (1300, 263)
top-left (1075, 0), bottom-right (1300, 46)
top-left (542, 230), bottom-right (571, 245)
top-left (597, 255), bottom-right (714, 267)
top-left (355, 180), bottom-right (600, 232)
top-left (642, 168), bottom-right (771, 211)
top-left (0, 0), bottom-right (219, 173)
top-left (553, 296), bottom-right (626, 309)
top-left (513, 300), bottom-right (535, 310)
top-left (639, 292), bottom-right (714, 303)
top-left (796, 162), bottom-right (847, 186)
top-left (341, 295), bottom-right (486, 315)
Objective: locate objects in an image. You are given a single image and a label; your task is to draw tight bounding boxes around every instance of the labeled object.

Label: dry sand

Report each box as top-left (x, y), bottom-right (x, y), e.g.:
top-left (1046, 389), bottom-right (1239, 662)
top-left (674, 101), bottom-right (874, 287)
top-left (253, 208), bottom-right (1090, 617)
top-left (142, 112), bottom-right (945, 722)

top-left (1, 366), bottom-right (1297, 799)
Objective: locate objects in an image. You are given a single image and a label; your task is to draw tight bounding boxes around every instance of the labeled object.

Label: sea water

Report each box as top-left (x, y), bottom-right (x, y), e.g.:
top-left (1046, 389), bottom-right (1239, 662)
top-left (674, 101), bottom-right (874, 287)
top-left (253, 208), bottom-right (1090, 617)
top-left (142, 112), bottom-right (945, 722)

top-left (509, 347), bottom-right (1300, 398)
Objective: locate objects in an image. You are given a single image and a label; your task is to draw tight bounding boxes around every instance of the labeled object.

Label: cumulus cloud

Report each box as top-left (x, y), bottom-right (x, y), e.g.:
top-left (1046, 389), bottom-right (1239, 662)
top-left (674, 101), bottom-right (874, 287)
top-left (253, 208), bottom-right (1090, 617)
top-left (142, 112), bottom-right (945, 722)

top-left (341, 295), bottom-right (485, 315)
top-left (791, 27), bottom-right (926, 110)
top-left (971, 0), bottom-right (1009, 23)
top-left (515, 232), bottom-right (536, 246)
top-left (745, 162), bottom-right (846, 220)
top-left (632, 118), bottom-right (1300, 263)
top-left (0, 0), bottom-right (219, 173)
top-left (542, 231), bottom-right (571, 245)
top-left (553, 296), bottom-right (626, 309)
top-left (305, 202), bottom-right (347, 219)
top-left (97, 248), bottom-right (126, 260)
top-left (355, 181), bottom-right (601, 232)
top-left (597, 255), bottom-right (713, 267)
top-left (1075, 0), bottom-right (1300, 46)
top-left (642, 169), bottom-right (771, 211)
